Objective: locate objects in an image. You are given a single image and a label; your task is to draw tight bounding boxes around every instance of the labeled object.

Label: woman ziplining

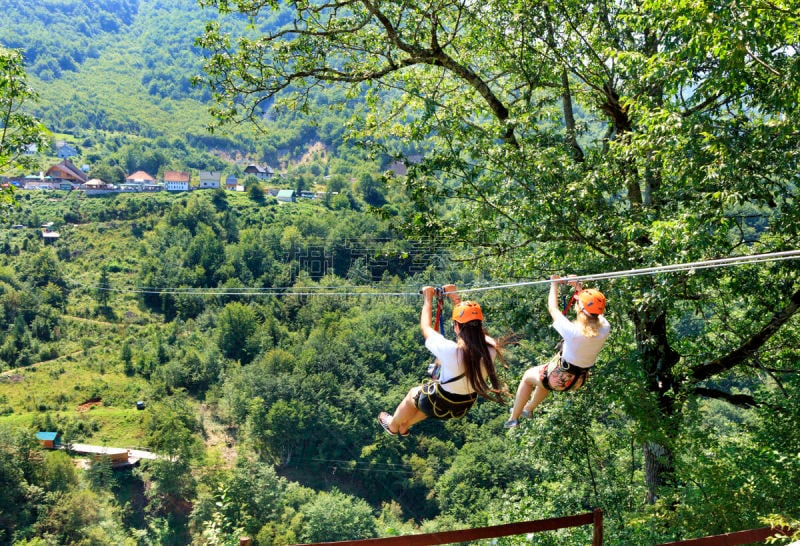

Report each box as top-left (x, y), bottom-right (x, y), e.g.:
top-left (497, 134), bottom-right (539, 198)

top-left (378, 284), bottom-right (507, 436)
top-left (505, 275), bottom-right (610, 428)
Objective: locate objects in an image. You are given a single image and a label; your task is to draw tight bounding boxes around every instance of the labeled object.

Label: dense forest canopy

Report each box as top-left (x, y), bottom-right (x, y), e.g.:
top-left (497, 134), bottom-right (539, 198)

top-left (0, 0), bottom-right (799, 545)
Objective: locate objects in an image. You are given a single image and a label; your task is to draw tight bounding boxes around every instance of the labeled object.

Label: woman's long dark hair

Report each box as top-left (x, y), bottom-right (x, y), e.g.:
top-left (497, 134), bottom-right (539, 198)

top-left (457, 320), bottom-right (506, 403)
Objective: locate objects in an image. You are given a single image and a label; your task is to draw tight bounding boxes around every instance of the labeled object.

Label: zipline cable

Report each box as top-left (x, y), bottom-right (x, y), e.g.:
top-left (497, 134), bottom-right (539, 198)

top-left (455, 249), bottom-right (800, 296)
top-left (78, 249), bottom-right (800, 298)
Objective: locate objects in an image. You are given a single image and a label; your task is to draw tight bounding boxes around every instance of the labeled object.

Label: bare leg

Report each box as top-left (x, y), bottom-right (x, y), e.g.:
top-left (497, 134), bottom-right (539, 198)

top-left (385, 386), bottom-right (428, 434)
top-left (525, 384), bottom-right (550, 413)
top-left (508, 367), bottom-right (550, 424)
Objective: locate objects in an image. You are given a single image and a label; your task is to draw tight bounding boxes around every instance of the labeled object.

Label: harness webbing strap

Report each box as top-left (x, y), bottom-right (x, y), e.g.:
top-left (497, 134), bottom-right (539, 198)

top-left (434, 288), bottom-right (445, 333)
top-left (562, 290), bottom-right (576, 315)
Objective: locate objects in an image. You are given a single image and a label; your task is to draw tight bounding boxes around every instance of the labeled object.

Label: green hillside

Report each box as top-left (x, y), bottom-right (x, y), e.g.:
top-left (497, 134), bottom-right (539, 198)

top-left (0, 0), bottom-right (367, 177)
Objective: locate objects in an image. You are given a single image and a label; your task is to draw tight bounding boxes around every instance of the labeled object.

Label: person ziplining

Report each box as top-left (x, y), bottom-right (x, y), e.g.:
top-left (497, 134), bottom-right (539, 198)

top-left (378, 284), bottom-right (507, 436)
top-left (505, 275), bottom-right (610, 428)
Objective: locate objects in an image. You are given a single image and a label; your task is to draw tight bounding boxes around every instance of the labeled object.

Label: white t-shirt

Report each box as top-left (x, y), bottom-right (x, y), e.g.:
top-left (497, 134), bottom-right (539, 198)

top-left (424, 330), bottom-right (495, 395)
top-left (552, 313), bottom-right (610, 367)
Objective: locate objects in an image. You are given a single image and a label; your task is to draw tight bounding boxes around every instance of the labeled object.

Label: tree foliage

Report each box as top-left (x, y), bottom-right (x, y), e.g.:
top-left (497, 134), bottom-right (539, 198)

top-left (0, 47), bottom-right (48, 206)
top-left (197, 0), bottom-right (800, 507)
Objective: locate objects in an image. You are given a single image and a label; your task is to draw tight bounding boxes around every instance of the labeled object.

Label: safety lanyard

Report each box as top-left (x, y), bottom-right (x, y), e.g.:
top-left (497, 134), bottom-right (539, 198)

top-left (561, 289), bottom-right (576, 315)
top-left (434, 287), bottom-right (445, 333)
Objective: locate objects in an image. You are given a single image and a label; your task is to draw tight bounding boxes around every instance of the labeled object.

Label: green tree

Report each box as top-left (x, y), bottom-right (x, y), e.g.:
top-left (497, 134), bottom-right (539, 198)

top-left (356, 173), bottom-right (386, 207)
top-left (88, 161), bottom-right (126, 185)
top-left (216, 302), bottom-right (259, 363)
top-left (94, 266), bottom-right (111, 313)
top-left (41, 450), bottom-right (78, 493)
top-left (0, 47), bottom-right (48, 207)
top-left (120, 340), bottom-right (133, 375)
top-left (248, 181), bottom-right (266, 203)
top-left (0, 426), bottom-right (38, 540)
top-left (299, 489), bottom-right (377, 543)
top-left (139, 396), bottom-right (200, 523)
top-left (198, 0), bottom-right (800, 507)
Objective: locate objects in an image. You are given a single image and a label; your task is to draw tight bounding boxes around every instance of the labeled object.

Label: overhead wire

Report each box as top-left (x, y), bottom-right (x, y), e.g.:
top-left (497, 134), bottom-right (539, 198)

top-left (456, 249), bottom-right (800, 295)
top-left (76, 249), bottom-right (800, 298)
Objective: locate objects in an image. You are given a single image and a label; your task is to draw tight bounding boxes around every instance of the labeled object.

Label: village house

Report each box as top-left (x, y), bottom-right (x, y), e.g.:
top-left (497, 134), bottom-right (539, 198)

top-left (277, 189), bottom-right (296, 202)
top-left (244, 164), bottom-right (275, 180)
top-left (56, 141), bottom-right (78, 159)
top-left (386, 153), bottom-right (423, 177)
top-left (42, 229), bottom-right (61, 243)
top-left (123, 170), bottom-right (160, 191)
top-left (163, 170), bottom-right (190, 192)
top-left (225, 174), bottom-right (239, 191)
top-left (45, 159), bottom-right (88, 187)
top-left (198, 170), bottom-right (223, 189)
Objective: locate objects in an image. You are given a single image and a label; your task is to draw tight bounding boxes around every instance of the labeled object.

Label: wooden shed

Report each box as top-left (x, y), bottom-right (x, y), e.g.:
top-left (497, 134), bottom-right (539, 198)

top-left (36, 431), bottom-right (62, 449)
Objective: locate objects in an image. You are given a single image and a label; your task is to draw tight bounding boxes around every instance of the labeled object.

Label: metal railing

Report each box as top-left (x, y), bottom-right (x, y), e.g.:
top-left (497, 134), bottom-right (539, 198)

top-left (237, 511), bottom-right (792, 546)
top-left (239, 508), bottom-right (603, 546)
top-left (657, 525), bottom-right (790, 545)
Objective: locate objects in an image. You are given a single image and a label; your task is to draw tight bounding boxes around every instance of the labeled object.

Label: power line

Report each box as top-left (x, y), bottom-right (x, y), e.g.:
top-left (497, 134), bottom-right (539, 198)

top-left (75, 249), bottom-right (800, 298)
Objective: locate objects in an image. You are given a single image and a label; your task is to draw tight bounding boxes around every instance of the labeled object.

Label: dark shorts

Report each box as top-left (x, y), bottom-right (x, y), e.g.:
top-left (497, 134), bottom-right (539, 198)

top-left (538, 354), bottom-right (590, 392)
top-left (414, 381), bottom-right (477, 420)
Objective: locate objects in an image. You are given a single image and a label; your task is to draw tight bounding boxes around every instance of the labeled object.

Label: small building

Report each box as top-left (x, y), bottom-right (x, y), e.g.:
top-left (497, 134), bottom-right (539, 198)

top-left (244, 164), bottom-right (275, 180)
top-left (36, 431), bottom-right (62, 449)
top-left (198, 170), bottom-right (223, 189)
top-left (22, 176), bottom-right (56, 190)
top-left (276, 189), bottom-right (296, 202)
top-left (46, 159), bottom-right (89, 185)
top-left (386, 154), bottom-right (423, 177)
top-left (56, 142), bottom-right (78, 159)
top-left (81, 179), bottom-right (112, 190)
top-left (126, 170), bottom-right (156, 190)
top-left (69, 444), bottom-right (135, 468)
top-left (42, 230), bottom-right (61, 243)
top-left (163, 170), bottom-right (190, 192)
top-left (225, 174), bottom-right (238, 190)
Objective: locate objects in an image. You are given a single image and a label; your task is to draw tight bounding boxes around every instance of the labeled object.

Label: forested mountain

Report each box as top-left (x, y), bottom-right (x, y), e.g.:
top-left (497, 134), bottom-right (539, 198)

top-left (0, 0), bottom-right (364, 178)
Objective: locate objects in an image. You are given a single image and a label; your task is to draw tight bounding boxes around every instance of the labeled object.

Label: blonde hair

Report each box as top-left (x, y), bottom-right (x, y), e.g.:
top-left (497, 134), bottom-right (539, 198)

top-left (577, 312), bottom-right (601, 338)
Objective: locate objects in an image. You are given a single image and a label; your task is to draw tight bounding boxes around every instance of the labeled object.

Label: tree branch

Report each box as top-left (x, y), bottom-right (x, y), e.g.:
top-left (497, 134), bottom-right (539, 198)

top-left (691, 287), bottom-right (800, 383)
top-left (692, 387), bottom-right (758, 408)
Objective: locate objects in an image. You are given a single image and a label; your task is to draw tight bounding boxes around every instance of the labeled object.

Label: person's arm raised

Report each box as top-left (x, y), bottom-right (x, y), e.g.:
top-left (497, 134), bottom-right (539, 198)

top-left (420, 286), bottom-right (437, 339)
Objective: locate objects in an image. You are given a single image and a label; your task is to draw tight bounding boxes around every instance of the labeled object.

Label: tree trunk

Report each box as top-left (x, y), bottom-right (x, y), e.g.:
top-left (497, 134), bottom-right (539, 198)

top-left (643, 442), bottom-right (672, 504)
top-left (633, 305), bottom-right (681, 503)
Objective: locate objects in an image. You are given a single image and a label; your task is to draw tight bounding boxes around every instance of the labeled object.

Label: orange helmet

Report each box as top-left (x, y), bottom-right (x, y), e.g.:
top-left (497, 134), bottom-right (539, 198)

top-left (452, 301), bottom-right (484, 323)
top-left (577, 289), bottom-right (606, 315)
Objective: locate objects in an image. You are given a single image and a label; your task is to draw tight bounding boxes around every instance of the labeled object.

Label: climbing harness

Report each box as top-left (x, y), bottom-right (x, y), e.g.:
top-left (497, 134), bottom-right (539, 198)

top-left (541, 353), bottom-right (590, 392)
top-left (416, 373), bottom-right (478, 420)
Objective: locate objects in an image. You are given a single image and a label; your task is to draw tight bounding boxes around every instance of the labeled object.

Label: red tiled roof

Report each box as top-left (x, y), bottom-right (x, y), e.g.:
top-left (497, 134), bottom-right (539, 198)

top-left (126, 170), bottom-right (155, 182)
top-left (163, 170), bottom-right (190, 182)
